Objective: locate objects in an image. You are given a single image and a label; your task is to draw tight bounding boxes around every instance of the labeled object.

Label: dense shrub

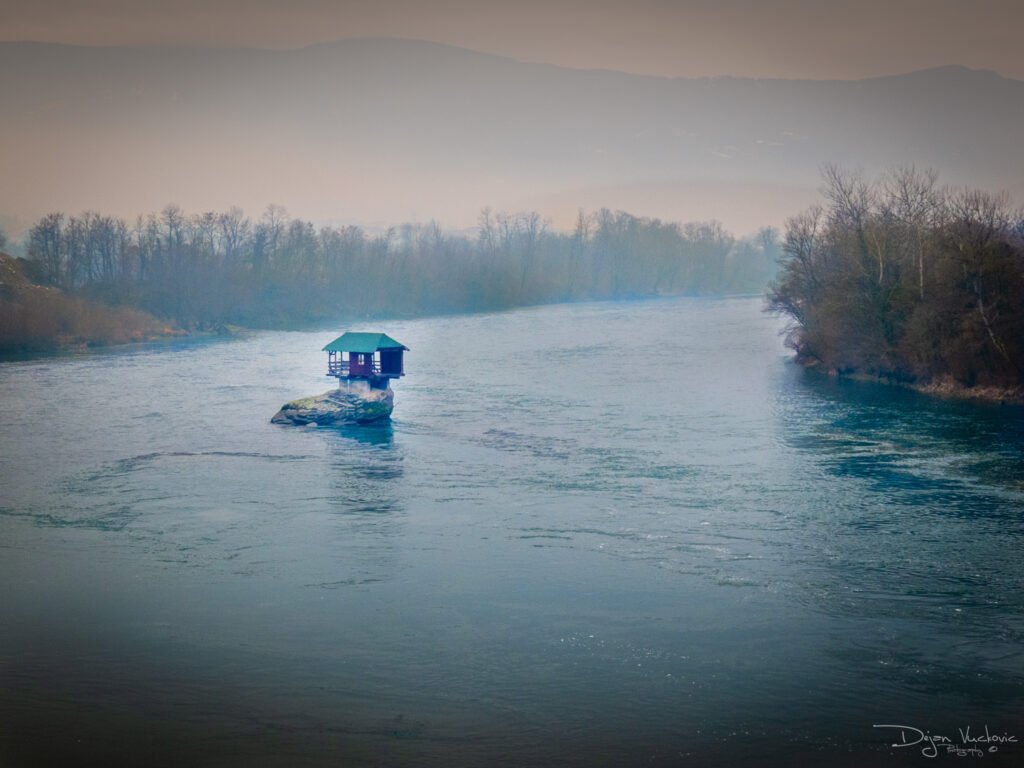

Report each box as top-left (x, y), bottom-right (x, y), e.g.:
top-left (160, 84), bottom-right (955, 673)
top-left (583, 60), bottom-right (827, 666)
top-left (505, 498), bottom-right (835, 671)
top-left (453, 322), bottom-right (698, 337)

top-left (768, 167), bottom-right (1024, 388)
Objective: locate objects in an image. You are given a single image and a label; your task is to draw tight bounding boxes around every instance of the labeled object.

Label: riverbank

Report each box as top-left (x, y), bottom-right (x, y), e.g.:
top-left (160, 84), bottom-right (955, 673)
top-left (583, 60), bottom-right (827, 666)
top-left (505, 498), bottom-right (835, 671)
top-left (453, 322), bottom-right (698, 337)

top-left (0, 251), bottom-right (191, 356)
top-left (913, 375), bottom-right (1024, 405)
top-left (800, 358), bottom-right (1024, 406)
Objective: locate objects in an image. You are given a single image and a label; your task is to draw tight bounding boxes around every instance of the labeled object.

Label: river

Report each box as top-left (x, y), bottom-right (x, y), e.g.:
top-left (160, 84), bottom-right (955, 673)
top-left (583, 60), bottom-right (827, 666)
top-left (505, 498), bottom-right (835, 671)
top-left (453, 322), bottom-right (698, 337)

top-left (1, 296), bottom-right (1022, 766)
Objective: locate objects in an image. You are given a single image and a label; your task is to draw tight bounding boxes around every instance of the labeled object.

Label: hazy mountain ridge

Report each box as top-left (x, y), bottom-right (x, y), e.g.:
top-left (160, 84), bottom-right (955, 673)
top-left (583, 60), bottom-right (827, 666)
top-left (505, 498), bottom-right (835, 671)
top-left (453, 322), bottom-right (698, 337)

top-left (2, 39), bottom-right (1022, 234)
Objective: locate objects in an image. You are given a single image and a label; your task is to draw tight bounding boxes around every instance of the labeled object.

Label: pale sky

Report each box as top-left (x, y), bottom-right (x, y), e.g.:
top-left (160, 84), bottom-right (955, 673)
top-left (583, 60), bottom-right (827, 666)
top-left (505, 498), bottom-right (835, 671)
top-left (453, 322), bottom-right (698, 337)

top-left (2, 0), bottom-right (1023, 80)
top-left (2, 0), bottom-right (1022, 237)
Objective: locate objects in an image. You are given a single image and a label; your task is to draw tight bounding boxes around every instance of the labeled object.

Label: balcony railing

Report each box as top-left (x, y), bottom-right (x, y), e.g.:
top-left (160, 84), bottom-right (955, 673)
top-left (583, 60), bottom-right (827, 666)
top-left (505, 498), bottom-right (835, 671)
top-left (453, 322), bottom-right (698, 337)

top-left (327, 359), bottom-right (403, 377)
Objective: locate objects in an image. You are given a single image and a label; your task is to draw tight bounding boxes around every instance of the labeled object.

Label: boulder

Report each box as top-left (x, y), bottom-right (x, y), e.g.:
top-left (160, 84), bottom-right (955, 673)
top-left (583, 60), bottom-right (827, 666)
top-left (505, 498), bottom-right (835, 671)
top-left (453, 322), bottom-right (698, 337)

top-left (271, 387), bottom-right (394, 425)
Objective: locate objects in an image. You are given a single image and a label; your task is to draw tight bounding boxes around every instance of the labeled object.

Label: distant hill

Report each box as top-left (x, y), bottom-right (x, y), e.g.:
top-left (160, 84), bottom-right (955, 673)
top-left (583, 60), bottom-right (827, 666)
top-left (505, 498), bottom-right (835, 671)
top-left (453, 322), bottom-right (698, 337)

top-left (1, 39), bottom-right (1022, 233)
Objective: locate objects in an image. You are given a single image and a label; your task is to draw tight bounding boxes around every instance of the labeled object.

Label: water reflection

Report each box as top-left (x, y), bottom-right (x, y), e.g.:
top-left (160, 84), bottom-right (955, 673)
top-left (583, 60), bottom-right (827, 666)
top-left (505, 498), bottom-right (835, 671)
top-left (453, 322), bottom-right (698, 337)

top-left (322, 422), bottom-right (403, 491)
top-left (303, 423), bottom-right (408, 589)
top-left (326, 420), bottom-right (397, 448)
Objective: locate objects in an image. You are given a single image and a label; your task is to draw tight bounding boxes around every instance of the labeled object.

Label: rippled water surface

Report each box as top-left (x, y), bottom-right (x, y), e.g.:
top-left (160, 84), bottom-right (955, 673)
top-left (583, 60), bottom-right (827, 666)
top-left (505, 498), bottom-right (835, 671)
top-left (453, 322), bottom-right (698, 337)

top-left (1, 297), bottom-right (1022, 766)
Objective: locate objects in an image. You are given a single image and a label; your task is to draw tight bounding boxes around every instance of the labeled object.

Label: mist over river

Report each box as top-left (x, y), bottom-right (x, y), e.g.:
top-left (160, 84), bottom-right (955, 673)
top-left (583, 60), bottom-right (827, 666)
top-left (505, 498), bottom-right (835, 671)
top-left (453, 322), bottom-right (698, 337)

top-left (1, 296), bottom-right (1022, 766)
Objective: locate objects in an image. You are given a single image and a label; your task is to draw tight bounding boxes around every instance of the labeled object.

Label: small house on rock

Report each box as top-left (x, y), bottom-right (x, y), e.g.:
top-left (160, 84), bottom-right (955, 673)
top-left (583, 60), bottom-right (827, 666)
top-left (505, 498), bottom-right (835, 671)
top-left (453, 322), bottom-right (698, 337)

top-left (323, 332), bottom-right (409, 391)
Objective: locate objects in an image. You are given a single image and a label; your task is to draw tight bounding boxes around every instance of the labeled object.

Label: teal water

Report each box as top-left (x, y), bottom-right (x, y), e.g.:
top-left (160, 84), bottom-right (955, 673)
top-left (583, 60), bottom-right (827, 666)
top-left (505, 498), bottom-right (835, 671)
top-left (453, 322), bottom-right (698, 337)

top-left (1, 296), bottom-right (1022, 766)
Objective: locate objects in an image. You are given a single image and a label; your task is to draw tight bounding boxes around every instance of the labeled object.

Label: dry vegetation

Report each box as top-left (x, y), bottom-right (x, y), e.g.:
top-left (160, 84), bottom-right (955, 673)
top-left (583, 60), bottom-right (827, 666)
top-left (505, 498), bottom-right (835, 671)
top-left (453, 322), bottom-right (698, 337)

top-left (0, 252), bottom-right (167, 354)
top-left (769, 167), bottom-right (1024, 396)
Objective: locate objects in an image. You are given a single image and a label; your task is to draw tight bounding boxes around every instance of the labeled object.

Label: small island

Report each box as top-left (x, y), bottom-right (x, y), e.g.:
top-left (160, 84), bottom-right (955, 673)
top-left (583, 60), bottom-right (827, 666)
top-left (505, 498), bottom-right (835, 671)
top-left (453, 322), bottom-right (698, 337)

top-left (768, 167), bottom-right (1024, 403)
top-left (271, 332), bottom-right (409, 425)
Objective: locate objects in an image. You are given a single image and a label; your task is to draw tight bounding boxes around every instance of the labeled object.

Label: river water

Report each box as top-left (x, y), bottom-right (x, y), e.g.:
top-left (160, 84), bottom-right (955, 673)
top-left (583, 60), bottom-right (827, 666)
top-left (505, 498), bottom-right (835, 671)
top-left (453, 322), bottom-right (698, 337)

top-left (1, 296), bottom-right (1022, 767)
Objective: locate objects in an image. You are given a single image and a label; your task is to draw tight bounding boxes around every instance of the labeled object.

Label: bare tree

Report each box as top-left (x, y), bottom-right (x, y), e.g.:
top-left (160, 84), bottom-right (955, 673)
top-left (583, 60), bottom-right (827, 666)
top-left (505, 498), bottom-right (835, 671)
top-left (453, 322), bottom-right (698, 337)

top-left (885, 166), bottom-right (939, 299)
top-left (567, 208), bottom-right (588, 298)
top-left (518, 211), bottom-right (546, 297)
top-left (218, 206), bottom-right (250, 263)
top-left (945, 188), bottom-right (1018, 375)
top-left (821, 164), bottom-right (888, 284)
top-left (261, 204), bottom-right (288, 268)
top-left (28, 213), bottom-right (64, 285)
top-left (477, 207), bottom-right (497, 256)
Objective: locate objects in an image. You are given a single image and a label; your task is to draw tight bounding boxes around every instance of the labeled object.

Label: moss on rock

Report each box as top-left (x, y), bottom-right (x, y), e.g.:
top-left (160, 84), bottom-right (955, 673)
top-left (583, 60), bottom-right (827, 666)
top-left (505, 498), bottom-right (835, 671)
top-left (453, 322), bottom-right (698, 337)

top-left (271, 387), bottom-right (394, 425)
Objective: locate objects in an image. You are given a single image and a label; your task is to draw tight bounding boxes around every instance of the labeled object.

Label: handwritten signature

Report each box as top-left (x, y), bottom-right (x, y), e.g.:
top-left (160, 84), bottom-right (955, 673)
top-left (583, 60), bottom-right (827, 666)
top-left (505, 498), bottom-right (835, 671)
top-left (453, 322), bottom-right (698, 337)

top-left (874, 724), bottom-right (1018, 758)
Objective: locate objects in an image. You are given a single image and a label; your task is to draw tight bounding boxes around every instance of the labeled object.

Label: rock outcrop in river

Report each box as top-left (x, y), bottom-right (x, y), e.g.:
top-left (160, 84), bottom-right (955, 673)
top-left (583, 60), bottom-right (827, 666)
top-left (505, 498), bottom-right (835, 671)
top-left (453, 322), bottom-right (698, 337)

top-left (271, 387), bottom-right (394, 426)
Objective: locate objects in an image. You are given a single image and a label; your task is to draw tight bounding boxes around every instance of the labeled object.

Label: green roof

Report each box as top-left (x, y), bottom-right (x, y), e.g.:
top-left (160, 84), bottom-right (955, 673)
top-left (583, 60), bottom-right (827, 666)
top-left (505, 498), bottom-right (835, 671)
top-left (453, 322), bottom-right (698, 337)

top-left (322, 332), bottom-right (409, 353)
